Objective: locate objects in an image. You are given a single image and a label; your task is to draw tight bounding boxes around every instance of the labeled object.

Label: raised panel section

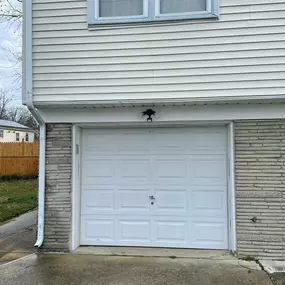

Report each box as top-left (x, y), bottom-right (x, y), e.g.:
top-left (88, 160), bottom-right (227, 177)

top-left (118, 159), bottom-right (150, 180)
top-left (118, 220), bottom-right (151, 242)
top-left (84, 159), bottom-right (114, 184)
top-left (82, 189), bottom-right (114, 213)
top-left (154, 159), bottom-right (187, 181)
top-left (154, 189), bottom-right (188, 213)
top-left (117, 189), bottom-right (150, 211)
top-left (191, 220), bottom-right (228, 249)
top-left (191, 190), bottom-right (224, 209)
top-left (154, 221), bottom-right (188, 244)
top-left (192, 156), bottom-right (227, 186)
top-left (82, 219), bottom-right (114, 242)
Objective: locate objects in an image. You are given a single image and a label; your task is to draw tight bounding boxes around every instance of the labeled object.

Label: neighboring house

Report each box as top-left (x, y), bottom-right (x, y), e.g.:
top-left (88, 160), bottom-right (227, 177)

top-left (23, 0), bottom-right (285, 260)
top-left (0, 120), bottom-right (35, 143)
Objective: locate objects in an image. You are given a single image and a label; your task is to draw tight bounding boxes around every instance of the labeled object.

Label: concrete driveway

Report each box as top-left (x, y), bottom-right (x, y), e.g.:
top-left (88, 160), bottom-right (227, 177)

top-left (0, 253), bottom-right (274, 285)
top-left (0, 211), bottom-right (37, 265)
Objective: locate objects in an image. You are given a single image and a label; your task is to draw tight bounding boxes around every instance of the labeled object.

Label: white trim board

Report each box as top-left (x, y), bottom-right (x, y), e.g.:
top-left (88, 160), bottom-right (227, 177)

top-left (71, 125), bottom-right (82, 251)
top-left (228, 122), bottom-right (237, 252)
top-left (39, 103), bottom-right (285, 124)
top-left (22, 0), bottom-right (32, 105)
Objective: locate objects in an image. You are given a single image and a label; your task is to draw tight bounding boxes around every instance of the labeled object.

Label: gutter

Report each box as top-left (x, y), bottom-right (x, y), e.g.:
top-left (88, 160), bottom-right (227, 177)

top-left (23, 0), bottom-right (45, 248)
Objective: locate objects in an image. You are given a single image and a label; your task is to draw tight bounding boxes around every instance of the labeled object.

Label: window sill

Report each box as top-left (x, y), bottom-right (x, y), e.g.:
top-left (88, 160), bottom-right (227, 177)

top-left (88, 13), bottom-right (219, 30)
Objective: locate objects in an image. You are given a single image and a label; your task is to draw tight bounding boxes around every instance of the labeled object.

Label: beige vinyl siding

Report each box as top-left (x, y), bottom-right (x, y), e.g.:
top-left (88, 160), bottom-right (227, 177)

top-left (32, 0), bottom-right (285, 104)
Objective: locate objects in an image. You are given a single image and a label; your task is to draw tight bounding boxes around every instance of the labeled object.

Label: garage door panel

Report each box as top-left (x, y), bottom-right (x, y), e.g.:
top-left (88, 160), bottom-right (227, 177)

top-left (153, 158), bottom-right (188, 182)
top-left (82, 219), bottom-right (115, 243)
top-left (154, 220), bottom-right (188, 245)
top-left (117, 189), bottom-right (151, 211)
top-left (118, 220), bottom-right (151, 242)
top-left (190, 219), bottom-right (228, 249)
top-left (83, 159), bottom-right (115, 184)
top-left (190, 190), bottom-right (227, 218)
top-left (81, 126), bottom-right (228, 249)
top-left (82, 189), bottom-right (114, 213)
top-left (191, 156), bottom-right (227, 186)
top-left (117, 159), bottom-right (150, 181)
top-left (153, 189), bottom-right (188, 213)
top-left (190, 129), bottom-right (227, 151)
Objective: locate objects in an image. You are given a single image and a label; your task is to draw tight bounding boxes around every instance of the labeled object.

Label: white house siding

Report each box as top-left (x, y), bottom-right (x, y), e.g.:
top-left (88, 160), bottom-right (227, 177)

top-left (0, 129), bottom-right (35, 143)
top-left (32, 0), bottom-right (285, 104)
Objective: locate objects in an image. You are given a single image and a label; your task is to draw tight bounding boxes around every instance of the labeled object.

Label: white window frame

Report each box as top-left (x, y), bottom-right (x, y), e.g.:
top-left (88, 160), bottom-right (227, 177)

top-left (0, 129), bottom-right (3, 138)
top-left (155, 0), bottom-right (212, 18)
top-left (16, 132), bottom-right (20, 142)
top-left (88, 0), bottom-right (218, 25)
top-left (25, 132), bottom-right (29, 142)
top-left (89, 0), bottom-right (149, 24)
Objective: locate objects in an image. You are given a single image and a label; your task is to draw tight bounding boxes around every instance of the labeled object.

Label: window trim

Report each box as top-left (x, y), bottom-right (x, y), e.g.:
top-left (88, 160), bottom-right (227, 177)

top-left (16, 132), bottom-right (20, 142)
top-left (25, 132), bottom-right (29, 142)
top-left (154, 0), bottom-right (211, 18)
top-left (0, 129), bottom-right (3, 138)
top-left (89, 0), bottom-right (149, 23)
top-left (88, 0), bottom-right (219, 25)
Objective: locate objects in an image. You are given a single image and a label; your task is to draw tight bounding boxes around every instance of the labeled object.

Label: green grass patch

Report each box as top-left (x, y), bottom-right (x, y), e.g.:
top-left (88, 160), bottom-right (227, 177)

top-left (0, 179), bottom-right (38, 224)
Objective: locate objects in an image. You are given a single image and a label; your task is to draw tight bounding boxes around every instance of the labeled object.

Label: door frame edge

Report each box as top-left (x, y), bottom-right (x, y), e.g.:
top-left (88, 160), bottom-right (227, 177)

top-left (71, 124), bottom-right (82, 251)
top-left (228, 122), bottom-right (237, 252)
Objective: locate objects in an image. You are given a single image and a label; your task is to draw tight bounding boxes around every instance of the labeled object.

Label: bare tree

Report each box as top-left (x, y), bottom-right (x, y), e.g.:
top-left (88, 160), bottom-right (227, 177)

top-left (0, 0), bottom-right (22, 27)
top-left (0, 0), bottom-right (22, 89)
top-left (0, 88), bottom-right (13, 119)
top-left (6, 105), bottom-right (38, 130)
top-left (0, 88), bottom-right (37, 130)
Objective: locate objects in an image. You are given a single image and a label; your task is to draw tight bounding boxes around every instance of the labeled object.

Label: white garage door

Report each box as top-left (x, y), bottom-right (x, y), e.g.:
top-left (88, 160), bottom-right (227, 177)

top-left (80, 126), bottom-right (228, 249)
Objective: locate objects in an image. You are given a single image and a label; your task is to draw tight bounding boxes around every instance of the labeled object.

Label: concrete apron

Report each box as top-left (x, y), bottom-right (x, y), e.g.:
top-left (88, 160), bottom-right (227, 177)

top-left (0, 252), bottom-right (271, 285)
top-left (75, 247), bottom-right (235, 259)
top-left (259, 260), bottom-right (285, 285)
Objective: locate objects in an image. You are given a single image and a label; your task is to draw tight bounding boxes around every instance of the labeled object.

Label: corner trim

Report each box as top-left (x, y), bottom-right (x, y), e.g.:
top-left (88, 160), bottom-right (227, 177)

top-left (22, 0), bottom-right (32, 105)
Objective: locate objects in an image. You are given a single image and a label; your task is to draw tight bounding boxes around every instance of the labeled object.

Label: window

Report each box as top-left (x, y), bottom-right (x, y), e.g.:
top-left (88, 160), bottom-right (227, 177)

top-left (88, 0), bottom-right (218, 25)
top-left (25, 133), bottom-right (29, 142)
top-left (0, 129), bottom-right (3, 138)
top-left (16, 133), bottom-right (20, 142)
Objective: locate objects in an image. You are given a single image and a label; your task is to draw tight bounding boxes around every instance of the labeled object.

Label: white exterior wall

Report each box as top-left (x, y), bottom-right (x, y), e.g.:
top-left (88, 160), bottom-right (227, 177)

top-left (32, 0), bottom-right (285, 105)
top-left (0, 129), bottom-right (35, 143)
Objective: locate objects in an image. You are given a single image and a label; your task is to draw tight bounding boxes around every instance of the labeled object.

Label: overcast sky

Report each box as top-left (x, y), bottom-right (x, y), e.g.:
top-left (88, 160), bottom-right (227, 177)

top-left (0, 19), bottom-right (22, 105)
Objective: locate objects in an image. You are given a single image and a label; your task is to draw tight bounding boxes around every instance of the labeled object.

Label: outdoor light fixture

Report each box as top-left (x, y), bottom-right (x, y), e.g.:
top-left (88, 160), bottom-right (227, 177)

top-left (142, 109), bottom-right (156, 123)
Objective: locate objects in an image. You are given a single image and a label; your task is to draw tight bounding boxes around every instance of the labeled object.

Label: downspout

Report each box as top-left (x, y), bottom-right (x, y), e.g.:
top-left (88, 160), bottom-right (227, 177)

top-left (26, 96), bottom-right (45, 248)
top-left (23, 0), bottom-right (45, 248)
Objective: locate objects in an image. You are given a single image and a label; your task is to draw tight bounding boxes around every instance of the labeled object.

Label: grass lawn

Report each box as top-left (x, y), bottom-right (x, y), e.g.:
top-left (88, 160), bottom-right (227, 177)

top-left (0, 179), bottom-right (38, 224)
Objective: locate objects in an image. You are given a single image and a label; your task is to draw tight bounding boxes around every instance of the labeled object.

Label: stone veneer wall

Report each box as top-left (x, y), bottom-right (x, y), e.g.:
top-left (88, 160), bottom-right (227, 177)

top-left (43, 124), bottom-right (72, 251)
top-left (235, 120), bottom-right (285, 260)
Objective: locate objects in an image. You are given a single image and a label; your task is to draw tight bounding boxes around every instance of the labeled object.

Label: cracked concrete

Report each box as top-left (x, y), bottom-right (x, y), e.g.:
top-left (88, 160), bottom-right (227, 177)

top-left (258, 260), bottom-right (285, 285)
top-left (0, 253), bottom-right (274, 285)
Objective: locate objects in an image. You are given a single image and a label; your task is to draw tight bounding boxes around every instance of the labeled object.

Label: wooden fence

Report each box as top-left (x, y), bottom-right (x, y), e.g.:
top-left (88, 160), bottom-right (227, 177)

top-left (0, 140), bottom-right (39, 177)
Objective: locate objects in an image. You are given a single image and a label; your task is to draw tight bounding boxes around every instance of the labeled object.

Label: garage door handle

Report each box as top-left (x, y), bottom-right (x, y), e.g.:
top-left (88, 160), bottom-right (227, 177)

top-left (149, 196), bottom-right (155, 200)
